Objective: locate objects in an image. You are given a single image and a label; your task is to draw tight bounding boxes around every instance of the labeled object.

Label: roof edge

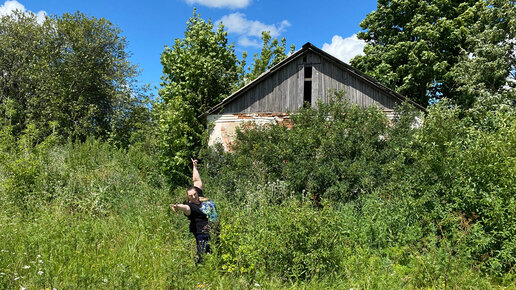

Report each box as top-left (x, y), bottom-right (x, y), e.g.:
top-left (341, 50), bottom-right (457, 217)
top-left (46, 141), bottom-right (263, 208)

top-left (200, 42), bottom-right (426, 118)
top-left (200, 44), bottom-right (311, 118)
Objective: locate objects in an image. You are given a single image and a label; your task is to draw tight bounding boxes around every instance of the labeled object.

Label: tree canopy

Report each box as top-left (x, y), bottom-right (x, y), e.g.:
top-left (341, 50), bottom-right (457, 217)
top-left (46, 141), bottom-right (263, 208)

top-left (0, 11), bottom-right (143, 142)
top-left (158, 11), bottom-right (298, 185)
top-left (351, 0), bottom-right (516, 108)
top-left (158, 10), bottom-right (241, 185)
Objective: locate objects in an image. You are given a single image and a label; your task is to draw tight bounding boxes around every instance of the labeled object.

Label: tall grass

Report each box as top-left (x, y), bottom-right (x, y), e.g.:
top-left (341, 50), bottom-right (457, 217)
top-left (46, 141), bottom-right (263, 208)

top-left (1, 99), bottom-right (515, 288)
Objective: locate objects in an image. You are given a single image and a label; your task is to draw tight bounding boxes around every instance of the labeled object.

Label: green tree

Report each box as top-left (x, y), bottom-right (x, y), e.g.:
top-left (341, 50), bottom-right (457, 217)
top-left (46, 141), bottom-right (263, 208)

top-left (447, 0), bottom-right (516, 109)
top-left (351, 0), bottom-right (515, 108)
top-left (159, 9), bottom-right (240, 185)
top-left (0, 11), bottom-right (141, 142)
top-left (0, 11), bottom-right (51, 137)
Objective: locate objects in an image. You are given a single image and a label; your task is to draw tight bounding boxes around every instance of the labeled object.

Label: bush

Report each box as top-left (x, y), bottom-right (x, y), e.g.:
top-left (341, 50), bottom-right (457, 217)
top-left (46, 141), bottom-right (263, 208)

top-left (201, 95), bottom-right (515, 279)
top-left (0, 133), bottom-right (165, 215)
top-left (1, 91), bottom-right (514, 287)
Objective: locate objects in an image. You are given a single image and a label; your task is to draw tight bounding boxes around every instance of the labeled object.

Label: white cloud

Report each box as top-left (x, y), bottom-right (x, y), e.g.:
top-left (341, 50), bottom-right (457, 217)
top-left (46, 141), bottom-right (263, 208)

top-left (0, 0), bottom-right (23, 16)
top-left (185, 0), bottom-right (251, 9)
top-left (0, 0), bottom-right (47, 23)
top-left (217, 13), bottom-right (290, 47)
top-left (238, 36), bottom-right (260, 48)
top-left (34, 10), bottom-right (46, 23)
top-left (322, 34), bottom-right (366, 64)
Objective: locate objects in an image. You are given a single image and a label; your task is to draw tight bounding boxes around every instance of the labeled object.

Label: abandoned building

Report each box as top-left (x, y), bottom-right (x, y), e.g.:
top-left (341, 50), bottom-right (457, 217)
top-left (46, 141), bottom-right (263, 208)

top-left (201, 42), bottom-right (425, 150)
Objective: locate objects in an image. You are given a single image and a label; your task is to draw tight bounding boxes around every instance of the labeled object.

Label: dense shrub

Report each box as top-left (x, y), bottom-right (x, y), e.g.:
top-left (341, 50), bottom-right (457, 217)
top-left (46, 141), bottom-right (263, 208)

top-left (1, 93), bottom-right (514, 287)
top-left (405, 100), bottom-right (516, 276)
top-left (201, 95), bottom-right (515, 279)
top-left (0, 132), bottom-right (164, 215)
top-left (202, 96), bottom-right (418, 204)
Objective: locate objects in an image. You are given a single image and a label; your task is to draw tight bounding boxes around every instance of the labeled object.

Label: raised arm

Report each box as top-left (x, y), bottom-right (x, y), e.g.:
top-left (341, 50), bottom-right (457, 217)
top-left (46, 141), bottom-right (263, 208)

top-left (170, 203), bottom-right (191, 216)
top-left (192, 158), bottom-right (202, 190)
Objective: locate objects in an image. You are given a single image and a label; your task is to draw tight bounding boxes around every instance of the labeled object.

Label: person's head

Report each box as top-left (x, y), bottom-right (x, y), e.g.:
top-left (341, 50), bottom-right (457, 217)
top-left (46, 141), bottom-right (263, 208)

top-left (186, 186), bottom-right (200, 204)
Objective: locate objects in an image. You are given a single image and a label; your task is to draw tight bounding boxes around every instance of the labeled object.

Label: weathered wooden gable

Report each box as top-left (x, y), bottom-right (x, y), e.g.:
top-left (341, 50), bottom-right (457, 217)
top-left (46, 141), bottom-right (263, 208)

top-left (313, 54), bottom-right (399, 112)
top-left (221, 56), bottom-right (303, 114)
top-left (213, 43), bottom-right (412, 116)
top-left (203, 43), bottom-right (425, 151)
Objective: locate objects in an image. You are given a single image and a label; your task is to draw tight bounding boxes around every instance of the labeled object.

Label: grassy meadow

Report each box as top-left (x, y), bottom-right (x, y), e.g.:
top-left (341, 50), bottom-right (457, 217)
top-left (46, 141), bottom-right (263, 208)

top-left (1, 100), bottom-right (515, 289)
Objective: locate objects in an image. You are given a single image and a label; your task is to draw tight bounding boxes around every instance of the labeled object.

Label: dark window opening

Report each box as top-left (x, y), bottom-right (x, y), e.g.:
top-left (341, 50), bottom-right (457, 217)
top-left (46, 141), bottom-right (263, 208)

top-left (303, 55), bottom-right (307, 63)
top-left (304, 66), bottom-right (312, 79)
top-left (303, 80), bottom-right (312, 107)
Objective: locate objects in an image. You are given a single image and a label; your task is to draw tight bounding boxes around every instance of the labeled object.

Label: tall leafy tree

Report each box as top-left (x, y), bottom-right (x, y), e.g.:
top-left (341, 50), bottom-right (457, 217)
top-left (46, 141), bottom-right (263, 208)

top-left (0, 11), bottom-right (140, 142)
top-left (351, 0), bottom-right (514, 107)
top-left (159, 10), bottom-right (240, 185)
top-left (0, 11), bottom-right (51, 137)
top-left (447, 0), bottom-right (516, 109)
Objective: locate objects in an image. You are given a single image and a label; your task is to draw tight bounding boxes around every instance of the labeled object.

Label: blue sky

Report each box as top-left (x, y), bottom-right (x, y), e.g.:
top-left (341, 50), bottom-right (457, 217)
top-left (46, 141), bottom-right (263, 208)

top-left (1, 0), bottom-right (378, 96)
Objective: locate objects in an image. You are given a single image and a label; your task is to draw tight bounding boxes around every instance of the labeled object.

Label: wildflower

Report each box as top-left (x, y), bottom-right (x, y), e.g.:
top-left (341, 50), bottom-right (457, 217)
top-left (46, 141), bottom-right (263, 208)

top-left (0, 272), bottom-right (5, 276)
top-left (254, 283), bottom-right (261, 287)
top-left (14, 277), bottom-right (20, 281)
top-left (23, 265), bottom-right (30, 269)
top-left (103, 278), bottom-right (108, 283)
top-left (37, 255), bottom-right (41, 258)
top-left (38, 270), bottom-right (43, 275)
top-left (39, 260), bottom-right (43, 264)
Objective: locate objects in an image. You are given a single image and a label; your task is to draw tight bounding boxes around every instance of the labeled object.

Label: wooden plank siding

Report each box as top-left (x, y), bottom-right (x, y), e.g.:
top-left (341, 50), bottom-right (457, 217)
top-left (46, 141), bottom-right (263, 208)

top-left (313, 55), bottom-right (397, 111)
top-left (202, 43), bottom-right (425, 119)
top-left (220, 59), bottom-right (302, 114)
top-left (215, 48), bottom-right (420, 116)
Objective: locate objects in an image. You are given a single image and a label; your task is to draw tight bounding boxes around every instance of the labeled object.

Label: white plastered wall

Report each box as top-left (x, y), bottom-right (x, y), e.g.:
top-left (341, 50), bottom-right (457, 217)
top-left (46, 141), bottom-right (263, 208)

top-left (207, 113), bottom-right (291, 151)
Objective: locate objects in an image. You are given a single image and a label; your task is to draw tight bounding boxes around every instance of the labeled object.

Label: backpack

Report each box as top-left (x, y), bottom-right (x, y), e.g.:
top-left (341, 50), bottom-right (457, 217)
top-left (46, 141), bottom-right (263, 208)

top-left (200, 200), bottom-right (219, 224)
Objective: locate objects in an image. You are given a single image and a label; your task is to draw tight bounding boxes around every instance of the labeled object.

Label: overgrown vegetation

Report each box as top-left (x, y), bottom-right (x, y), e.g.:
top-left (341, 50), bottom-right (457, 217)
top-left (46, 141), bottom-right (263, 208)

top-left (2, 94), bottom-right (514, 288)
top-left (1, 2), bottom-right (515, 289)
top-left (0, 11), bottom-right (149, 144)
top-left (199, 94), bottom-right (515, 283)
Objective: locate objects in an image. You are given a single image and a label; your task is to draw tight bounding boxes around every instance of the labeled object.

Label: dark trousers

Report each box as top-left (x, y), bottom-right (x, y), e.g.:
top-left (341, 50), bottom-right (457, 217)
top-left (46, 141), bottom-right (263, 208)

top-left (194, 233), bottom-right (211, 264)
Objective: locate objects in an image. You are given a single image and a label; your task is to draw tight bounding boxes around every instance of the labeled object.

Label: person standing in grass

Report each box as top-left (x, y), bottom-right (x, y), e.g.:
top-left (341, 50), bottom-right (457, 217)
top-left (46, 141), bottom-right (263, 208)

top-left (170, 158), bottom-right (218, 264)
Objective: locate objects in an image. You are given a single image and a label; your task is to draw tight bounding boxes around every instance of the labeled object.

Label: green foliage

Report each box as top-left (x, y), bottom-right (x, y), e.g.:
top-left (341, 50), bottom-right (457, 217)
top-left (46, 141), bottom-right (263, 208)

top-left (352, 0), bottom-right (515, 108)
top-left (156, 13), bottom-right (297, 187)
top-left (201, 90), bottom-right (515, 280)
top-left (158, 9), bottom-right (240, 186)
top-left (203, 92), bottom-right (408, 204)
top-left (0, 11), bottom-right (144, 142)
top-left (216, 199), bottom-right (347, 280)
top-left (0, 133), bottom-right (164, 215)
top-left (0, 96), bottom-right (514, 287)
top-left (0, 192), bottom-right (188, 289)
top-left (406, 100), bottom-right (516, 275)
top-left (447, 0), bottom-right (516, 108)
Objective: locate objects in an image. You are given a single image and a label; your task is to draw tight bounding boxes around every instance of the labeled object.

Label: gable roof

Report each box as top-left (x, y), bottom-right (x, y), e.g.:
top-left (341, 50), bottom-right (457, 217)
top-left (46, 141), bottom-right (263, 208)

top-left (201, 42), bottom-right (426, 118)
